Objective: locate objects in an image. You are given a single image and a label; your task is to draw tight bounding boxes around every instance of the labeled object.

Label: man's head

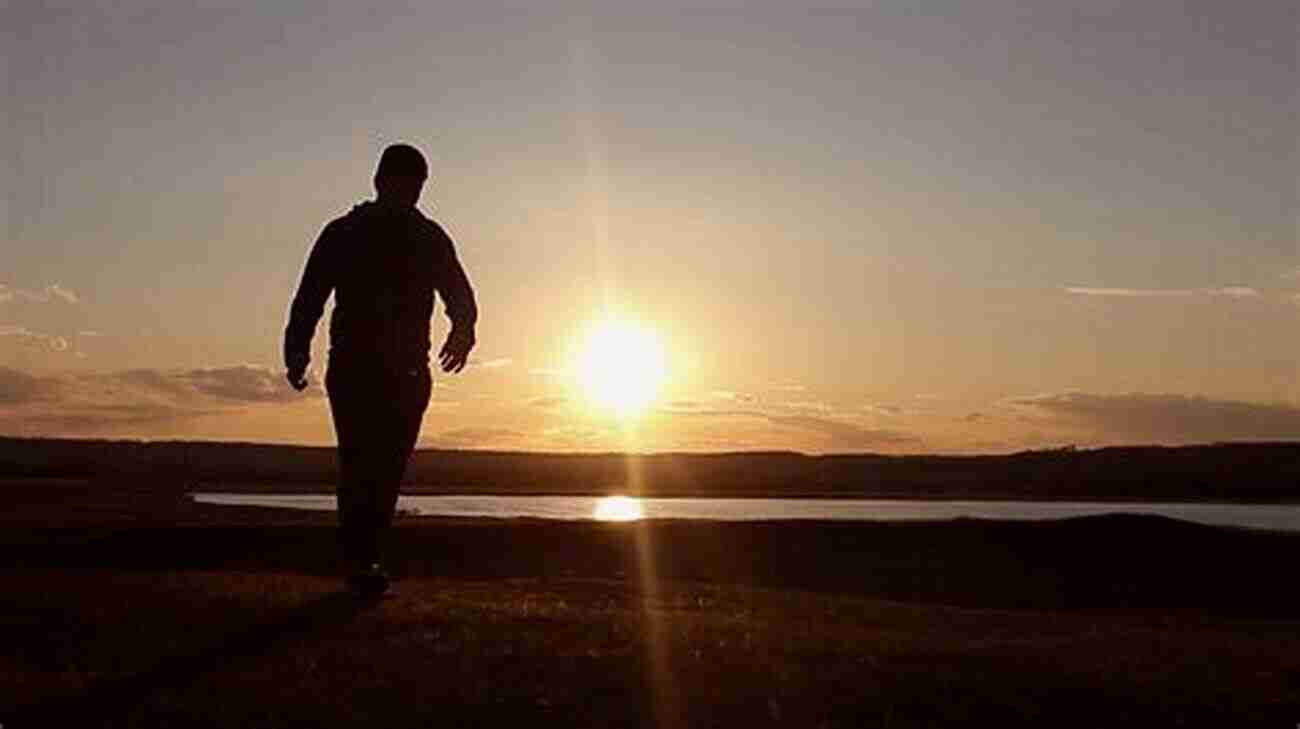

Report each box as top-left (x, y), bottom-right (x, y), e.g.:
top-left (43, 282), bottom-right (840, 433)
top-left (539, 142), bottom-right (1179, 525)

top-left (374, 143), bottom-right (428, 207)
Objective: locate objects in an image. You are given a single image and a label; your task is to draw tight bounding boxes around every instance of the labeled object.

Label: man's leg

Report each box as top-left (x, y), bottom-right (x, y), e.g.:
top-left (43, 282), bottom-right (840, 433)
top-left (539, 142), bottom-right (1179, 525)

top-left (326, 366), bottom-right (377, 569)
top-left (370, 367), bottom-right (432, 564)
top-left (326, 365), bottom-right (430, 580)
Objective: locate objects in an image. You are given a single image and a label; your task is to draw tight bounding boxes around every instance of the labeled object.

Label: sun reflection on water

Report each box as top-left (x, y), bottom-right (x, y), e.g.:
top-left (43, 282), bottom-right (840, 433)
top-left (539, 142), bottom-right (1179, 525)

top-left (593, 495), bottom-right (644, 521)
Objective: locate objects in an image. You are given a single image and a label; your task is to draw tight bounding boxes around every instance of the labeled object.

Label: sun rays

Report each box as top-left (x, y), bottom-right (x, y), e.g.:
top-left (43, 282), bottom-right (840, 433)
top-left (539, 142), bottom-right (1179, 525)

top-left (570, 316), bottom-right (668, 420)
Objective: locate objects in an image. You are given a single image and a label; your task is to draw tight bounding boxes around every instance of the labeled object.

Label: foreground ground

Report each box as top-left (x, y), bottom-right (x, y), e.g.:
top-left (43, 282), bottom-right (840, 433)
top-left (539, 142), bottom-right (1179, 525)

top-left (1, 479), bottom-right (1297, 727)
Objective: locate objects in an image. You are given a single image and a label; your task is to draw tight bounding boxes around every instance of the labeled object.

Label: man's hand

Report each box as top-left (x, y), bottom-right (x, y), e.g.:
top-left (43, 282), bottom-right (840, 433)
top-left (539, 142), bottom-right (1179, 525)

top-left (438, 328), bottom-right (475, 374)
top-left (286, 353), bottom-right (310, 391)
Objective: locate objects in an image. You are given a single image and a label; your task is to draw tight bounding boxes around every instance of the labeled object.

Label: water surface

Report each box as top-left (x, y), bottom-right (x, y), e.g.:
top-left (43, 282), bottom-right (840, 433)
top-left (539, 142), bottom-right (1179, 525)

top-left (191, 493), bottom-right (1300, 532)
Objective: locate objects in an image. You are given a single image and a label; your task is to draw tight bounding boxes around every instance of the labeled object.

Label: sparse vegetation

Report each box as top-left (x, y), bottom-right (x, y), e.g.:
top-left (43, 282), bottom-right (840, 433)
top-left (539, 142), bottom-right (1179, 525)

top-left (1, 483), bottom-right (1297, 726)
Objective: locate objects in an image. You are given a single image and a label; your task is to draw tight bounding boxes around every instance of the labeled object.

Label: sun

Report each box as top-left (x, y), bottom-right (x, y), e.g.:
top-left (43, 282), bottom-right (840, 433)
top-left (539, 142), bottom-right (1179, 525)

top-left (573, 317), bottom-right (667, 418)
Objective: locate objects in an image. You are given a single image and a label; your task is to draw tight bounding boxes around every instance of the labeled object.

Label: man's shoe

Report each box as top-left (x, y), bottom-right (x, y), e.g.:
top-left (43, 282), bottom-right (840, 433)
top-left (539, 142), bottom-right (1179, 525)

top-left (347, 563), bottom-right (392, 598)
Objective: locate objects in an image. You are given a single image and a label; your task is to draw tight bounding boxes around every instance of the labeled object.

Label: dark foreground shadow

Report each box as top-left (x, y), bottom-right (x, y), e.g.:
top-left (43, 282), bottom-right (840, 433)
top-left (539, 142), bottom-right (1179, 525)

top-left (6, 514), bottom-right (1300, 616)
top-left (3, 590), bottom-right (378, 727)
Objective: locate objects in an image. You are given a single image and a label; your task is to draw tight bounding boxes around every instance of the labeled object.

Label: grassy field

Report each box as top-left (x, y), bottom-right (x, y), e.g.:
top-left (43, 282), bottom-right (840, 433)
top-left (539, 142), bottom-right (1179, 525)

top-left (1, 480), bottom-right (1297, 727)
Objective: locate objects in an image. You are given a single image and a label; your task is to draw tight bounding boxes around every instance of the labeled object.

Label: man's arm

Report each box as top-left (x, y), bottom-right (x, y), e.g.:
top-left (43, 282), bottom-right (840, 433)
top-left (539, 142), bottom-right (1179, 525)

top-left (433, 226), bottom-right (478, 374)
top-left (283, 221), bottom-right (341, 389)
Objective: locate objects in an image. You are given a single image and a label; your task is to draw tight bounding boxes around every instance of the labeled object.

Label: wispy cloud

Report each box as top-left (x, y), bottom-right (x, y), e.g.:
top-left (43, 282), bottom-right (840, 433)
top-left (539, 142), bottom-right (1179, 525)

top-left (49, 284), bottom-right (78, 304)
top-left (759, 414), bottom-right (920, 449)
top-left (1211, 286), bottom-right (1262, 298)
top-left (1064, 286), bottom-right (1260, 298)
top-left (0, 325), bottom-right (70, 351)
top-left (863, 404), bottom-right (903, 417)
top-left (710, 390), bottom-right (756, 403)
top-left (668, 406), bottom-right (919, 449)
top-left (663, 400), bottom-right (702, 412)
top-left (0, 364), bottom-right (320, 437)
top-left (185, 365), bottom-right (311, 403)
top-left (1009, 391), bottom-right (1300, 443)
top-left (0, 367), bottom-right (57, 405)
top-left (430, 427), bottom-right (524, 448)
top-left (471, 357), bottom-right (513, 369)
top-left (0, 284), bottom-right (79, 304)
top-left (780, 400), bottom-right (834, 414)
top-left (527, 395), bottom-right (568, 409)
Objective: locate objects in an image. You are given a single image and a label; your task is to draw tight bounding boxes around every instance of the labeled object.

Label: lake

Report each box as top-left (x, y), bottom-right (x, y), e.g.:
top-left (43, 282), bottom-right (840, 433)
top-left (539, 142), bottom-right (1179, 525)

top-left (190, 493), bottom-right (1300, 532)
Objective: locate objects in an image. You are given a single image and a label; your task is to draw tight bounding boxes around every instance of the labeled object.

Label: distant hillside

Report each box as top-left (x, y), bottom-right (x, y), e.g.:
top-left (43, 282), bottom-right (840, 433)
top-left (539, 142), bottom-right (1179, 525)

top-left (0, 437), bottom-right (1297, 502)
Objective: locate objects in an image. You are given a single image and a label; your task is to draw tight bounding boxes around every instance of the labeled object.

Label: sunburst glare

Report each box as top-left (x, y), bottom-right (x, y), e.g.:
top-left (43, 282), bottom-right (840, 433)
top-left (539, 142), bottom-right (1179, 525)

top-left (593, 495), bottom-right (645, 521)
top-left (572, 317), bottom-right (667, 419)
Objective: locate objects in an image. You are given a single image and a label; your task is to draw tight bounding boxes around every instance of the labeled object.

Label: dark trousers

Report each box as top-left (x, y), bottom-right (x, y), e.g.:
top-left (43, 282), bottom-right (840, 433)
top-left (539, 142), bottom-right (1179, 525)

top-left (325, 361), bottom-right (431, 567)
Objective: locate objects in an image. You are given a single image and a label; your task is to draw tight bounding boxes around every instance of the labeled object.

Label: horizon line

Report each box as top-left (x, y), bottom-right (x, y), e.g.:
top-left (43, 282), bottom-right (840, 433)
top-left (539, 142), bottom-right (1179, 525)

top-left (2, 434), bottom-right (1298, 460)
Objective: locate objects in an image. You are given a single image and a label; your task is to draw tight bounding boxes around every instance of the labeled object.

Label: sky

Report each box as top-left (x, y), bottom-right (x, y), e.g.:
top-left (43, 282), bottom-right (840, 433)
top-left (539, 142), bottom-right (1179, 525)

top-left (2, 0), bottom-right (1297, 453)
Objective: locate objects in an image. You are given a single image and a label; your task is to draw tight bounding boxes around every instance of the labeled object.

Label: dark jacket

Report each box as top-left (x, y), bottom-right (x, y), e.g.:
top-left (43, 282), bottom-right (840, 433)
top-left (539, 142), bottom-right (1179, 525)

top-left (284, 200), bottom-right (477, 373)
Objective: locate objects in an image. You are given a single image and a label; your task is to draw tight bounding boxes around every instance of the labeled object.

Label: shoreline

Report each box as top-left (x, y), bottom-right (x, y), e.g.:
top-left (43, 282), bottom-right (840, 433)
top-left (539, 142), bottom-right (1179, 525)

top-left (3, 486), bottom-right (1298, 615)
top-left (8, 475), bottom-right (1300, 505)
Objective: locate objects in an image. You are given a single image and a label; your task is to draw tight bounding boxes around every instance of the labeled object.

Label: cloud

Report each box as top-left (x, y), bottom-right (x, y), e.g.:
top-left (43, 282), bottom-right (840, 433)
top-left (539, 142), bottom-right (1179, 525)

top-left (0, 325), bottom-right (71, 352)
top-left (780, 400), bottom-right (834, 414)
top-left (710, 390), bottom-right (756, 403)
top-left (1065, 286), bottom-right (1189, 297)
top-left (0, 370), bottom-right (212, 435)
top-left (1210, 286), bottom-right (1261, 298)
top-left (864, 404), bottom-right (903, 416)
top-left (1064, 286), bottom-right (1260, 298)
top-left (1009, 391), bottom-right (1300, 443)
top-left (86, 365), bottom-right (317, 404)
top-left (470, 357), bottom-right (513, 369)
top-left (106, 368), bottom-right (196, 395)
top-left (759, 414), bottom-right (920, 449)
top-left (0, 364), bottom-right (321, 438)
top-left (538, 423), bottom-right (621, 447)
top-left (49, 284), bottom-right (79, 304)
top-left (0, 367), bottom-right (56, 405)
top-left (664, 400), bottom-right (702, 411)
top-left (527, 395), bottom-right (568, 409)
top-left (1, 403), bottom-right (216, 433)
top-left (430, 427), bottom-right (524, 447)
top-left (185, 365), bottom-right (308, 403)
top-left (669, 406), bottom-right (918, 449)
top-left (0, 284), bottom-right (79, 304)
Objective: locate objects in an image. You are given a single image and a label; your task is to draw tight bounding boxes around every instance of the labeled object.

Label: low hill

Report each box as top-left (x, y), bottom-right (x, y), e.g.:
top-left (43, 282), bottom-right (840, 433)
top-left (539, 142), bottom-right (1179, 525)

top-left (1, 437), bottom-right (1297, 502)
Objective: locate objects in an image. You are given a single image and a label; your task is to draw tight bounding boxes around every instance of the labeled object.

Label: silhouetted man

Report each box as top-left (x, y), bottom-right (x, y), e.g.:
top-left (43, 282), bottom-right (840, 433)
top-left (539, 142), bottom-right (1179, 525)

top-left (284, 144), bottom-right (477, 597)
